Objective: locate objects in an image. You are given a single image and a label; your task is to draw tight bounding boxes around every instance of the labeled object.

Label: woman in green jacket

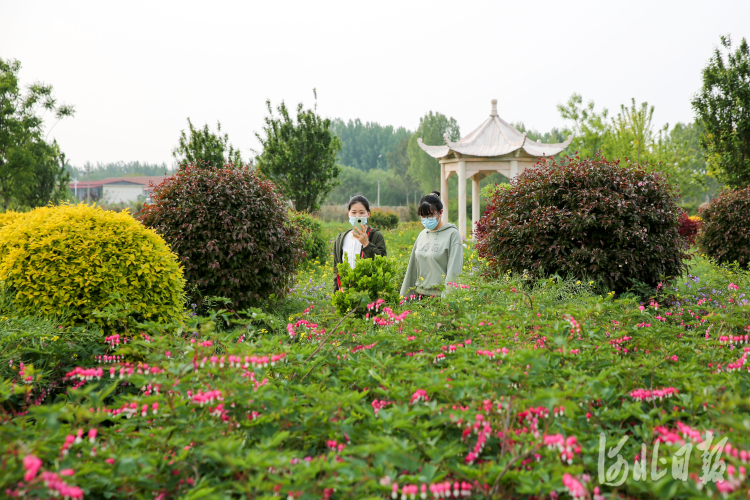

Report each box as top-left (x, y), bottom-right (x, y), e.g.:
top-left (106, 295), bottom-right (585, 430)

top-left (400, 191), bottom-right (463, 299)
top-left (332, 195), bottom-right (388, 292)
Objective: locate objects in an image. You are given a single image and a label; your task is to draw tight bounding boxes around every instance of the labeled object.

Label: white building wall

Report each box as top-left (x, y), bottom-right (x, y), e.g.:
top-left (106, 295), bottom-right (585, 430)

top-left (102, 185), bottom-right (145, 204)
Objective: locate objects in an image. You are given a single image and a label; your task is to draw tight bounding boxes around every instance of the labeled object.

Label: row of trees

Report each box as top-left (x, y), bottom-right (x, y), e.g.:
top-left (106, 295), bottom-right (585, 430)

top-left (66, 161), bottom-right (173, 181)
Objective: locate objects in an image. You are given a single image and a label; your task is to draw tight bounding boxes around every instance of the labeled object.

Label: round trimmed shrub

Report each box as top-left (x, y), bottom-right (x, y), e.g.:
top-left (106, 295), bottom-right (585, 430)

top-left (475, 154), bottom-right (689, 292)
top-left (139, 165), bottom-right (304, 309)
top-left (368, 209), bottom-right (399, 230)
top-left (0, 203), bottom-right (185, 328)
top-left (698, 186), bottom-right (750, 268)
top-left (288, 210), bottom-right (327, 263)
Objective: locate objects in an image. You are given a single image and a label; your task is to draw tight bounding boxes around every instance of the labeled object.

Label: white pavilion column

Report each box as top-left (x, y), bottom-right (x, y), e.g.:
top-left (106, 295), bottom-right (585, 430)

top-left (458, 160), bottom-right (467, 239)
top-left (440, 163), bottom-right (448, 224)
top-left (471, 174), bottom-right (481, 237)
top-left (510, 160), bottom-right (519, 178)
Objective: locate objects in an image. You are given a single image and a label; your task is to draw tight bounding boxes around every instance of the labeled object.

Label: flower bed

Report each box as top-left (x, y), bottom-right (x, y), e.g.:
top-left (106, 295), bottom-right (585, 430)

top-left (1, 226), bottom-right (749, 499)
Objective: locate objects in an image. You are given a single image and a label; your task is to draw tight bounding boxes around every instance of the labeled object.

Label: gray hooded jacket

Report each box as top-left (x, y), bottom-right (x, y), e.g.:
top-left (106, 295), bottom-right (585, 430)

top-left (400, 223), bottom-right (463, 297)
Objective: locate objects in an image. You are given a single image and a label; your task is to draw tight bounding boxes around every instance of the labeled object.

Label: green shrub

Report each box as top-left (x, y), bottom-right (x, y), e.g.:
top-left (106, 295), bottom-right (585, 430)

top-left (699, 185), bottom-right (750, 267)
top-left (332, 255), bottom-right (399, 316)
top-left (139, 164), bottom-right (304, 309)
top-left (368, 209), bottom-right (399, 230)
top-left (0, 203), bottom-right (185, 329)
top-left (475, 154), bottom-right (689, 292)
top-left (480, 182), bottom-right (509, 201)
top-left (288, 210), bottom-right (327, 263)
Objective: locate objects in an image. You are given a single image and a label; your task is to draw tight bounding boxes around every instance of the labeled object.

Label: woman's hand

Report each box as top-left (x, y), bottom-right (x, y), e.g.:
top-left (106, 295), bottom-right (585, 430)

top-left (352, 225), bottom-right (369, 247)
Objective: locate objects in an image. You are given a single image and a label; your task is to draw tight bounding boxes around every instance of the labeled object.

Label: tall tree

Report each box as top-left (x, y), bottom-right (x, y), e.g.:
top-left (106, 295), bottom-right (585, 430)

top-left (691, 35), bottom-right (750, 188)
top-left (407, 111), bottom-right (460, 192)
top-left (255, 90), bottom-right (342, 212)
top-left (557, 94), bottom-right (609, 158)
top-left (607, 98), bottom-right (655, 163)
top-left (172, 118), bottom-right (242, 168)
top-left (0, 58), bottom-right (75, 209)
top-left (386, 136), bottom-right (420, 204)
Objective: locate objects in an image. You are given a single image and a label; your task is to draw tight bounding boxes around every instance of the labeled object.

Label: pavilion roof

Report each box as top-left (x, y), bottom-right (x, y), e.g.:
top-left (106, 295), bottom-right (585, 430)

top-left (418, 100), bottom-right (572, 159)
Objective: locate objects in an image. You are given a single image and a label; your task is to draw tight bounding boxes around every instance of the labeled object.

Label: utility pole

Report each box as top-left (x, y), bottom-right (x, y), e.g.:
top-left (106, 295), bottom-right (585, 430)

top-left (377, 180), bottom-right (380, 207)
top-left (73, 178), bottom-right (78, 200)
top-left (86, 163), bottom-right (91, 202)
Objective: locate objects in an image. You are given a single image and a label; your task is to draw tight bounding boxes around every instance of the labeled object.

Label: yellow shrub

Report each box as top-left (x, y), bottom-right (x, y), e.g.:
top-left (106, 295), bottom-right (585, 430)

top-left (0, 211), bottom-right (27, 229)
top-left (0, 203), bottom-right (185, 329)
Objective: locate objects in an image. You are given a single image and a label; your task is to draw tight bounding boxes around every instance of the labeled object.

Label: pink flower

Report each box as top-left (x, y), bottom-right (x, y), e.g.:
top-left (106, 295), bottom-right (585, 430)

top-left (729, 283), bottom-right (739, 291)
top-left (105, 458), bottom-right (115, 465)
top-left (23, 454), bottom-right (42, 482)
top-left (59, 469), bottom-right (75, 476)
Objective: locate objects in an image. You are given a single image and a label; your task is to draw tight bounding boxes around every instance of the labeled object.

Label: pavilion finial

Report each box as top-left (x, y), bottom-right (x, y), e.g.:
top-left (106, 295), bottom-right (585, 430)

top-left (490, 99), bottom-right (498, 117)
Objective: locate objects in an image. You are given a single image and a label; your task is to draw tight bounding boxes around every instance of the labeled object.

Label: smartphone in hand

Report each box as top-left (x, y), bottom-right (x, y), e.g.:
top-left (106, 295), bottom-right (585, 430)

top-left (353, 217), bottom-right (366, 232)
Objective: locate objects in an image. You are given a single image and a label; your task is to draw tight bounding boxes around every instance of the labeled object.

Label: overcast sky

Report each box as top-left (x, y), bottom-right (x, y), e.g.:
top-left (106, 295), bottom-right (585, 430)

top-left (2, 0), bottom-right (749, 168)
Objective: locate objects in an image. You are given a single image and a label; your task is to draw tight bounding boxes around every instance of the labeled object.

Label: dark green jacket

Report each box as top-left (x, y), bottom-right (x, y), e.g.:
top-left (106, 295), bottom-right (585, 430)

top-left (332, 227), bottom-right (387, 292)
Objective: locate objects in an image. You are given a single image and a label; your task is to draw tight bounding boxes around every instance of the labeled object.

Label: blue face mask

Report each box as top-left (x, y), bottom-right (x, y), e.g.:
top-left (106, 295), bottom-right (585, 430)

top-left (349, 216), bottom-right (367, 227)
top-left (421, 217), bottom-right (439, 230)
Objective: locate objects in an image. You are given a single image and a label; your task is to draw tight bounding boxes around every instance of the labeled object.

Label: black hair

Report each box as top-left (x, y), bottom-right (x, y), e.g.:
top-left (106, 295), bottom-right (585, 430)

top-left (418, 192), bottom-right (443, 217)
top-left (347, 195), bottom-right (371, 212)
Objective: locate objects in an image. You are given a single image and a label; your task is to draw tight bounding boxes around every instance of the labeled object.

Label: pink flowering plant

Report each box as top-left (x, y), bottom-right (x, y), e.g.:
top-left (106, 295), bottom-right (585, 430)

top-left (1, 234), bottom-right (750, 498)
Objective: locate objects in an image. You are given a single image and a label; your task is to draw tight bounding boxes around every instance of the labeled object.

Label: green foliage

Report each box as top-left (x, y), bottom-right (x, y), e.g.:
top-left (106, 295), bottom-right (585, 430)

top-left (480, 182), bottom-right (509, 201)
top-left (475, 153), bottom-right (689, 293)
top-left (139, 165), bottom-right (304, 309)
top-left (367, 209), bottom-right (399, 230)
top-left (0, 58), bottom-right (75, 209)
top-left (0, 311), bottom-right (105, 392)
top-left (557, 93), bottom-right (609, 158)
top-left (172, 118), bottom-right (242, 169)
top-left (698, 185), bottom-right (750, 267)
top-left (407, 111), bottom-right (460, 192)
top-left (0, 203), bottom-right (185, 329)
top-left (255, 90), bottom-right (342, 212)
top-left (692, 36), bottom-right (750, 188)
top-left (2, 251), bottom-right (750, 498)
top-left (331, 118), bottom-right (411, 171)
top-left (288, 210), bottom-right (328, 263)
top-left (332, 255), bottom-right (400, 316)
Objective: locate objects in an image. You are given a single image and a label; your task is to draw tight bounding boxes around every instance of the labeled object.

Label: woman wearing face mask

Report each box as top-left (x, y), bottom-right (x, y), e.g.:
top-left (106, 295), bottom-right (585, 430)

top-left (332, 195), bottom-right (388, 292)
top-left (400, 191), bottom-right (463, 299)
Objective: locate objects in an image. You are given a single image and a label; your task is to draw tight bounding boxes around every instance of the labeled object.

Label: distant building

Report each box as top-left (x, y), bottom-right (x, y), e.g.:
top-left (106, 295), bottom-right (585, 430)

top-left (69, 176), bottom-right (170, 204)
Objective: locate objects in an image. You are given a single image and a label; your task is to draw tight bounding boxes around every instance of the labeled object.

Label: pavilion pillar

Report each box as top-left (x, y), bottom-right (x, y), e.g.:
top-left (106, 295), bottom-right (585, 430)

top-left (471, 174), bottom-right (481, 237)
top-left (458, 160), bottom-right (467, 239)
top-left (440, 163), bottom-right (448, 224)
top-left (510, 160), bottom-right (519, 178)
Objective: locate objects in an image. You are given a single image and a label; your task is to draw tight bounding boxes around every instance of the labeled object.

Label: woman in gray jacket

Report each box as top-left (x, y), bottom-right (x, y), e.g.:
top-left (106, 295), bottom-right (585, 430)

top-left (400, 191), bottom-right (463, 299)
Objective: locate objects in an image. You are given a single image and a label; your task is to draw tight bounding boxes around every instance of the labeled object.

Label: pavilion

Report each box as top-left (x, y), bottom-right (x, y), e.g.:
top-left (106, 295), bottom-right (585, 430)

top-left (418, 99), bottom-right (572, 239)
